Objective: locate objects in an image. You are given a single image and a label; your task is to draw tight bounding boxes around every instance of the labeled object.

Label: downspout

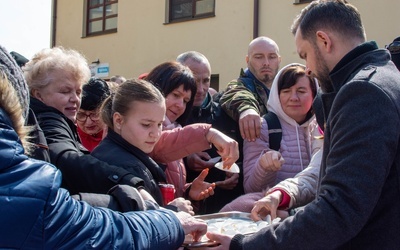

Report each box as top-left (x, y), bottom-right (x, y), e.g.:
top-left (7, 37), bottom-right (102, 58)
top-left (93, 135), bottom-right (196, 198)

top-left (253, 0), bottom-right (259, 38)
top-left (51, 0), bottom-right (57, 47)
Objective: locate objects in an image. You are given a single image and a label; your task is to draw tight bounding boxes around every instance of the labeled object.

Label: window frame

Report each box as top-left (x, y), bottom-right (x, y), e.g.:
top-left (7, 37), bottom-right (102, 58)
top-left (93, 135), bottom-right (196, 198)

top-left (86, 0), bottom-right (118, 36)
top-left (293, 0), bottom-right (312, 4)
top-left (166, 0), bottom-right (216, 24)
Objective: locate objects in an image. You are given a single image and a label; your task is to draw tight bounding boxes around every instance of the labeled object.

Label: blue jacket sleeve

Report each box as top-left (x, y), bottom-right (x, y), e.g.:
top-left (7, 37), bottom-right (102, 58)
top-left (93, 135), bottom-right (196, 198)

top-left (44, 170), bottom-right (185, 250)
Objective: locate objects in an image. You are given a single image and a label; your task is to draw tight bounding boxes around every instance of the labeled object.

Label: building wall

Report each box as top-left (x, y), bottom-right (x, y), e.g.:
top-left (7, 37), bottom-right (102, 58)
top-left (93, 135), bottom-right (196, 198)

top-left (53, 0), bottom-right (399, 90)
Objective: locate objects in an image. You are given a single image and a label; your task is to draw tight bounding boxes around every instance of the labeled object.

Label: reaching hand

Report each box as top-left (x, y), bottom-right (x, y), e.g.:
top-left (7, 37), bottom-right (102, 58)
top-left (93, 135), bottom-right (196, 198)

top-left (175, 211), bottom-right (207, 242)
top-left (204, 231), bottom-right (233, 250)
top-left (250, 190), bottom-right (282, 221)
top-left (215, 172), bottom-right (239, 190)
top-left (206, 128), bottom-right (239, 168)
top-left (259, 150), bottom-right (285, 172)
top-left (186, 152), bottom-right (214, 172)
top-left (189, 168), bottom-right (216, 200)
top-left (168, 198), bottom-right (194, 215)
top-left (239, 109), bottom-right (261, 142)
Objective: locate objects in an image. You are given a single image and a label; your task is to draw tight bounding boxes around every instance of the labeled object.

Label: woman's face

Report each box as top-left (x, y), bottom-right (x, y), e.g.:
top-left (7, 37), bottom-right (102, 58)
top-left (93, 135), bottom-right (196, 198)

top-left (114, 100), bottom-right (165, 153)
top-left (32, 70), bottom-right (82, 122)
top-left (165, 84), bottom-right (191, 123)
top-left (76, 108), bottom-right (104, 135)
top-left (279, 75), bottom-right (314, 123)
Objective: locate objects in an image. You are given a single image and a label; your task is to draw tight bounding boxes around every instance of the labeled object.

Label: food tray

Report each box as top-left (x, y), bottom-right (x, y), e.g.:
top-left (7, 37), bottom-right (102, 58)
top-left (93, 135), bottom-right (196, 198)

top-left (182, 212), bottom-right (261, 248)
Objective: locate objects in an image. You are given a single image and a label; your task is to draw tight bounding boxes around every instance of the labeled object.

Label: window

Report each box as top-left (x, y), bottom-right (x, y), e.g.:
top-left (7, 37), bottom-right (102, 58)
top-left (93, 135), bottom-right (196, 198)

top-left (167, 0), bottom-right (215, 23)
top-left (86, 0), bottom-right (118, 36)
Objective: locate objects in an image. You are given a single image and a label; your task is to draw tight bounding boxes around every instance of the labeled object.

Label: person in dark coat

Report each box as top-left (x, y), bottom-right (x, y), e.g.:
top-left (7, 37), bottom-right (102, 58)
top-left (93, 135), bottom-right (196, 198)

top-left (206, 1), bottom-right (400, 249)
top-left (0, 46), bottom-right (207, 249)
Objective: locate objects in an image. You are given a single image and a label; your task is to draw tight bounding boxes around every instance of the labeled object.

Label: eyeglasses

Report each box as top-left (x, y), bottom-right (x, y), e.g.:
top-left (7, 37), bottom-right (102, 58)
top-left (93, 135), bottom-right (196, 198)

top-left (76, 112), bottom-right (100, 122)
top-left (386, 41), bottom-right (400, 55)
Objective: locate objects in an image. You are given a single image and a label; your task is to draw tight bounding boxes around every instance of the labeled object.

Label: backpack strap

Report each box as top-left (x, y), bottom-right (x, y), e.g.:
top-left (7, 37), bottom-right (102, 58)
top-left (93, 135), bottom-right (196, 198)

top-left (263, 112), bottom-right (282, 151)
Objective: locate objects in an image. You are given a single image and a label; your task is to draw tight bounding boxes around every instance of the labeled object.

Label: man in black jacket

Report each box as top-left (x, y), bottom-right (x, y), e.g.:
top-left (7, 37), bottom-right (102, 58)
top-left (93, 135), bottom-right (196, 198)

top-left (177, 51), bottom-right (244, 213)
top-left (206, 1), bottom-right (400, 249)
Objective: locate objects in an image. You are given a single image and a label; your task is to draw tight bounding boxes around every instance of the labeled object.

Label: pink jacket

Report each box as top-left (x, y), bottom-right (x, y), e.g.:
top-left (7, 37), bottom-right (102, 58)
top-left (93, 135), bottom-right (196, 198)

top-left (162, 118), bottom-right (187, 198)
top-left (150, 122), bottom-right (212, 198)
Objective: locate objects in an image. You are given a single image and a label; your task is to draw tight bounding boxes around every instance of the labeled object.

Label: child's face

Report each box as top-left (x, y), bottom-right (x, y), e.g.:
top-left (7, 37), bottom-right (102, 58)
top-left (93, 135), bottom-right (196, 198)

top-left (114, 100), bottom-right (166, 153)
top-left (165, 84), bottom-right (191, 123)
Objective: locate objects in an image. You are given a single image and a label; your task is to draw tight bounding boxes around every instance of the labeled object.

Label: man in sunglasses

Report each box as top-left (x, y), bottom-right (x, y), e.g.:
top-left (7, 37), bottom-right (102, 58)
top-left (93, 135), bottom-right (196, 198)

top-left (386, 36), bottom-right (400, 70)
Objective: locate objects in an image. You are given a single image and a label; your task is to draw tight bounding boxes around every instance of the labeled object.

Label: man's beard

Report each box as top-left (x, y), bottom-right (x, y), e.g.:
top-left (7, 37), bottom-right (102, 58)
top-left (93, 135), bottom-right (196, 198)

top-left (314, 47), bottom-right (333, 93)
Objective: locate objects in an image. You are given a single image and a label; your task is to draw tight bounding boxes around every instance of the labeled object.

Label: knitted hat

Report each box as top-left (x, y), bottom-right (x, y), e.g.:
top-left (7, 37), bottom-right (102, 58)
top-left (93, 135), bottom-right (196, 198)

top-left (0, 45), bottom-right (30, 119)
top-left (81, 77), bottom-right (111, 111)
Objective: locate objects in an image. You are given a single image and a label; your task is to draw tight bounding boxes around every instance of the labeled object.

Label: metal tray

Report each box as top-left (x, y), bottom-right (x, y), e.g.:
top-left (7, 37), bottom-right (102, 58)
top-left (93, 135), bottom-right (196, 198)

top-left (182, 212), bottom-right (253, 248)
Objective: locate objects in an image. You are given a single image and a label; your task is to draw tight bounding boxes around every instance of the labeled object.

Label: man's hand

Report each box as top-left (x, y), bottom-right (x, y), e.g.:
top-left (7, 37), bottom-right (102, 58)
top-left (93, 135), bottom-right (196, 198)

top-left (175, 211), bottom-right (207, 242)
top-left (259, 150), bottom-right (285, 171)
top-left (186, 152), bottom-right (214, 172)
top-left (206, 128), bottom-right (239, 168)
top-left (215, 172), bottom-right (239, 190)
top-left (239, 109), bottom-right (261, 142)
top-left (251, 190), bottom-right (282, 221)
top-left (168, 198), bottom-right (194, 215)
top-left (189, 168), bottom-right (216, 200)
top-left (203, 232), bottom-right (233, 250)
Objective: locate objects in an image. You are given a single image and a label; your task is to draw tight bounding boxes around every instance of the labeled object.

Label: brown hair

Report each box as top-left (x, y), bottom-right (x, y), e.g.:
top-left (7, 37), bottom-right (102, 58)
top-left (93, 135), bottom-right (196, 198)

top-left (277, 64), bottom-right (317, 120)
top-left (101, 78), bottom-right (165, 130)
top-left (145, 61), bottom-right (196, 125)
top-left (291, 0), bottom-right (365, 44)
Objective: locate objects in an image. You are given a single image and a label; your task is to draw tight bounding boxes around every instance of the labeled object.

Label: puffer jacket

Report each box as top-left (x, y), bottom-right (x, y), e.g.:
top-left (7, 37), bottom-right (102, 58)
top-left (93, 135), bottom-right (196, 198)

top-left (243, 63), bottom-right (323, 193)
top-left (0, 108), bottom-right (185, 249)
top-left (267, 148), bottom-right (322, 209)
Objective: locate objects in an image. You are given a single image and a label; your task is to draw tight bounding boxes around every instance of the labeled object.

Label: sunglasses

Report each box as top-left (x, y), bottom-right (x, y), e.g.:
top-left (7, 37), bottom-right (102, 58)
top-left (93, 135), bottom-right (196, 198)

top-left (386, 41), bottom-right (400, 55)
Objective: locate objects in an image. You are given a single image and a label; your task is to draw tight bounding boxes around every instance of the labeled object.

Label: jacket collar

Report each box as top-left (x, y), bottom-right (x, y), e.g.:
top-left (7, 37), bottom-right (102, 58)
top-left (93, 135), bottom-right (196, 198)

top-left (105, 129), bottom-right (167, 183)
top-left (330, 41), bottom-right (389, 93)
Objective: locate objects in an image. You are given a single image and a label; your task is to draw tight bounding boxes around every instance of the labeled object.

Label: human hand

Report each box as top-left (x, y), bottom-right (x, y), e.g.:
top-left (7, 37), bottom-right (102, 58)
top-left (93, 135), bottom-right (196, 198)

top-left (168, 198), bottom-right (194, 216)
top-left (251, 190), bottom-right (282, 221)
top-left (206, 128), bottom-right (239, 168)
top-left (203, 231), bottom-right (233, 250)
top-left (175, 211), bottom-right (207, 242)
top-left (189, 168), bottom-right (216, 201)
top-left (239, 109), bottom-right (261, 142)
top-left (186, 152), bottom-right (214, 172)
top-left (259, 150), bottom-right (284, 171)
top-left (215, 172), bottom-right (239, 190)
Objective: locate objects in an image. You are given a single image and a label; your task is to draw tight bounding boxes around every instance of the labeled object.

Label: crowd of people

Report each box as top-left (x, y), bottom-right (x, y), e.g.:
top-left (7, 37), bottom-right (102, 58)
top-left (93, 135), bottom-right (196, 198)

top-left (0, 0), bottom-right (399, 249)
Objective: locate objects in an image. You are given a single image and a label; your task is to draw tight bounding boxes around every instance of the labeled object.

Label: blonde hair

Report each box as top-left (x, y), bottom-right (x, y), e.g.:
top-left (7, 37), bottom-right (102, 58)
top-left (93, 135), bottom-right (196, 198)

top-left (0, 72), bottom-right (32, 153)
top-left (23, 46), bottom-right (91, 94)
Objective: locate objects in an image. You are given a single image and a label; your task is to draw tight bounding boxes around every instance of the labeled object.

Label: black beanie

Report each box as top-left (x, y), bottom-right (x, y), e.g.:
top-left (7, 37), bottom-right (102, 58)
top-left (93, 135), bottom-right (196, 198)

top-left (0, 45), bottom-right (30, 119)
top-left (10, 51), bottom-right (29, 67)
top-left (81, 77), bottom-right (111, 111)
top-left (390, 36), bottom-right (400, 70)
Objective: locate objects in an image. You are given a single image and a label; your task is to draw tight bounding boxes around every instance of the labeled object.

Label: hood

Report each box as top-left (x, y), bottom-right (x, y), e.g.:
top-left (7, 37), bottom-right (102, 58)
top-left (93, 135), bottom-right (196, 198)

top-left (267, 63), bottom-right (318, 127)
top-left (0, 108), bottom-right (27, 171)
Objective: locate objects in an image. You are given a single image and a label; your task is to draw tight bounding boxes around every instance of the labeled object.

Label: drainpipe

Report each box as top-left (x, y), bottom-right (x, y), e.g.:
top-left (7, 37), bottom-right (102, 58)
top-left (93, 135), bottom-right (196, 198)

top-left (253, 0), bottom-right (259, 38)
top-left (51, 0), bottom-right (57, 47)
